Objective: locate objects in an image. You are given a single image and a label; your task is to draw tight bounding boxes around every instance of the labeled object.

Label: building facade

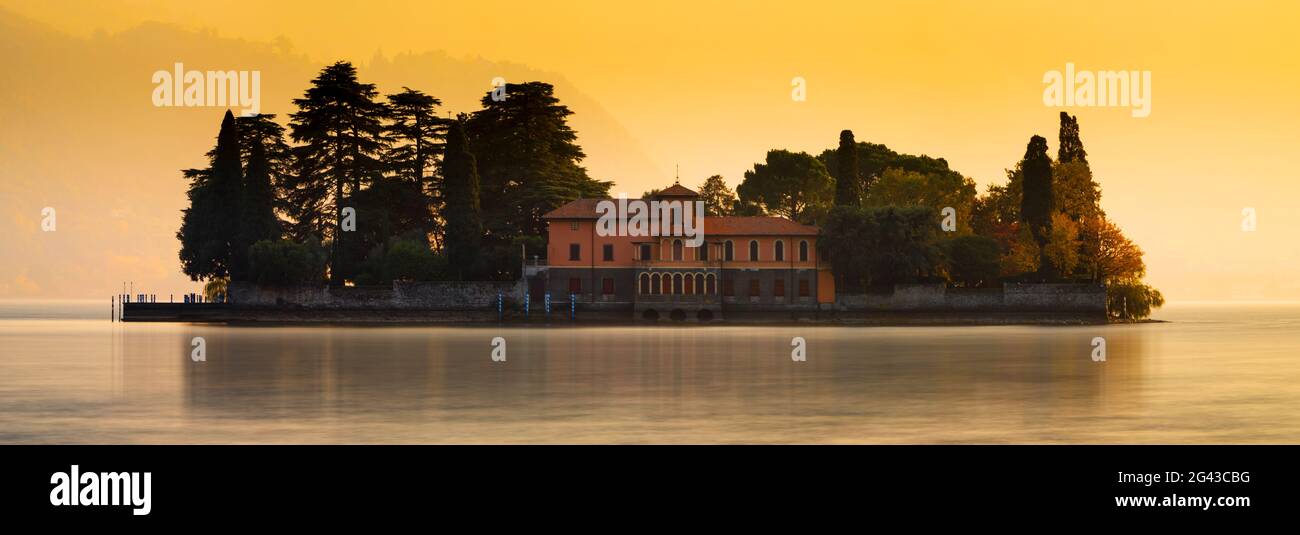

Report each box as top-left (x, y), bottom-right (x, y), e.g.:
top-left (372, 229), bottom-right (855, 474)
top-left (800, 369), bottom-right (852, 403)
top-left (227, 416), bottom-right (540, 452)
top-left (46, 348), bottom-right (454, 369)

top-left (533, 184), bottom-right (835, 321)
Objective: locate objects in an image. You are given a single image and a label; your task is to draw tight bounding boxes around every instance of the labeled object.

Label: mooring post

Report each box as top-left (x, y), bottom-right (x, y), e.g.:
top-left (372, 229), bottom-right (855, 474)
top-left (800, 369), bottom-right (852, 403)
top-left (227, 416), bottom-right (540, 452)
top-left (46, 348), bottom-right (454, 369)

top-left (497, 292), bottom-right (503, 321)
top-left (524, 293), bottom-right (530, 317)
top-left (545, 293), bottom-right (551, 316)
top-left (110, 296), bottom-right (114, 323)
top-left (570, 293), bottom-right (575, 320)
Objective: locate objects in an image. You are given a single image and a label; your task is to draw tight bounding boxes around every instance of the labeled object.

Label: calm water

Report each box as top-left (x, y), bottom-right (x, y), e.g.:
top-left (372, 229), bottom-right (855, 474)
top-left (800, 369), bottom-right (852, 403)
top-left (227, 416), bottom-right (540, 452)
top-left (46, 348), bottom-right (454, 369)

top-left (1, 300), bottom-right (1297, 444)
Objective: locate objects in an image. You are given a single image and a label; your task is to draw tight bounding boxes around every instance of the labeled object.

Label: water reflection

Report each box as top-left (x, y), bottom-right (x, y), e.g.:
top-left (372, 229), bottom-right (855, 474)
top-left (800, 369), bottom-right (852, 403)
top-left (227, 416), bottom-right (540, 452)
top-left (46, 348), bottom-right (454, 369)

top-left (5, 302), bottom-right (1297, 443)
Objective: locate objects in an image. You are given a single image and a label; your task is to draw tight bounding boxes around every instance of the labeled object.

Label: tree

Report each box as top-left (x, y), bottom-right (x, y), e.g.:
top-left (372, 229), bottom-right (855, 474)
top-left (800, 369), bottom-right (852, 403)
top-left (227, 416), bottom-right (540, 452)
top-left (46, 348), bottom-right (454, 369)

top-left (384, 87), bottom-right (444, 245)
top-left (178, 110), bottom-right (243, 281)
top-left (737, 149), bottom-right (834, 224)
top-left (465, 81), bottom-right (610, 243)
top-left (442, 117), bottom-right (484, 280)
top-left (1108, 282), bottom-right (1164, 321)
top-left (697, 175), bottom-right (736, 216)
top-left (1019, 135), bottom-right (1054, 278)
top-left (286, 61), bottom-right (390, 284)
top-left (833, 130), bottom-right (861, 206)
top-left (819, 206), bottom-right (942, 288)
top-left (234, 137), bottom-right (282, 281)
top-left (1057, 111), bottom-right (1088, 165)
top-left (943, 234), bottom-right (1001, 287)
top-left (1078, 216), bottom-right (1146, 284)
top-left (819, 141), bottom-right (962, 196)
top-left (1042, 212), bottom-right (1080, 277)
top-left (248, 238), bottom-right (328, 285)
top-left (863, 167), bottom-right (978, 232)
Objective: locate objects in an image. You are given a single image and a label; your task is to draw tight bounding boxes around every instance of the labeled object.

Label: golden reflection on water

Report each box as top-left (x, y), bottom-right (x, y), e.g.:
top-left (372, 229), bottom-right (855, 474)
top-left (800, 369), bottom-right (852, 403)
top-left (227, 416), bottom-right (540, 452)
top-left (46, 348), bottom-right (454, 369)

top-left (2, 302), bottom-right (1298, 443)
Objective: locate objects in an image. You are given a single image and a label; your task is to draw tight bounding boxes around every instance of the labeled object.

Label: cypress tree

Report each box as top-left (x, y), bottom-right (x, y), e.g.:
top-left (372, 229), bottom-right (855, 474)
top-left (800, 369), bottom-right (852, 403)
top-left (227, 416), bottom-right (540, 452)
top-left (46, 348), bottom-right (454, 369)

top-left (1019, 135), bottom-right (1054, 277)
top-left (178, 110), bottom-right (243, 281)
top-left (442, 117), bottom-right (483, 280)
top-left (234, 136), bottom-right (282, 280)
top-left (834, 130), bottom-right (861, 206)
top-left (1057, 112), bottom-right (1088, 165)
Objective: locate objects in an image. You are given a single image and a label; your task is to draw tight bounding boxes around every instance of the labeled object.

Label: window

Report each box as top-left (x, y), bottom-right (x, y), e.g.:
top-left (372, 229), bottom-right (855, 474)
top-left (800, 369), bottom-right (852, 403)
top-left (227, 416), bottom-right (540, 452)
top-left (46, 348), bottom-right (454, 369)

top-left (775, 240), bottom-right (784, 262)
top-left (699, 241), bottom-right (709, 261)
top-left (706, 274), bottom-right (717, 294)
top-left (652, 273), bottom-right (661, 295)
top-left (774, 279), bottom-right (785, 297)
top-left (640, 274), bottom-right (650, 294)
top-left (568, 278), bottom-right (581, 293)
top-left (569, 243), bottom-right (580, 261)
top-left (799, 279), bottom-right (810, 297)
top-left (661, 274), bottom-right (671, 294)
top-left (799, 240), bottom-right (809, 262)
top-left (749, 279), bottom-right (761, 297)
top-left (724, 241), bottom-right (734, 261)
top-left (602, 244), bottom-right (614, 262)
top-left (748, 240), bottom-right (759, 261)
top-left (684, 274), bottom-right (694, 294)
top-left (723, 278), bottom-right (734, 296)
top-left (673, 273), bottom-right (683, 294)
top-left (640, 244), bottom-right (651, 261)
top-left (673, 239), bottom-right (683, 261)
top-left (602, 278), bottom-right (614, 295)
top-left (569, 221), bottom-right (579, 231)
top-left (695, 274), bottom-right (705, 295)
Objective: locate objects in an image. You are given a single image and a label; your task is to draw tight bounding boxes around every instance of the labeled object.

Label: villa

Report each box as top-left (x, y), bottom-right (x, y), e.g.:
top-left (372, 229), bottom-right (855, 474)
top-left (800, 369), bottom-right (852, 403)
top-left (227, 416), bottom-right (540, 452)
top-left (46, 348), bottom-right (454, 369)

top-left (534, 183), bottom-right (836, 321)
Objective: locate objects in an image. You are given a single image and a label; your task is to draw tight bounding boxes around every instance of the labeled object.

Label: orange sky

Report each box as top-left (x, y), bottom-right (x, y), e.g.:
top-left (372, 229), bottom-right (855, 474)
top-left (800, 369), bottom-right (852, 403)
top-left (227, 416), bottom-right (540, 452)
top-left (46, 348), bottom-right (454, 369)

top-left (2, 0), bottom-right (1299, 301)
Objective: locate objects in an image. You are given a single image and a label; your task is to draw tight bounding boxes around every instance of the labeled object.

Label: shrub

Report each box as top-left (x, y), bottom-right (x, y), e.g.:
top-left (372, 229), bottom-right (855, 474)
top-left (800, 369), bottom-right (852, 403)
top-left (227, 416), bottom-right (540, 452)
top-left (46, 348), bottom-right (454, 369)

top-left (943, 235), bottom-right (1001, 287)
top-left (247, 238), bottom-right (327, 285)
top-left (1107, 282), bottom-right (1165, 321)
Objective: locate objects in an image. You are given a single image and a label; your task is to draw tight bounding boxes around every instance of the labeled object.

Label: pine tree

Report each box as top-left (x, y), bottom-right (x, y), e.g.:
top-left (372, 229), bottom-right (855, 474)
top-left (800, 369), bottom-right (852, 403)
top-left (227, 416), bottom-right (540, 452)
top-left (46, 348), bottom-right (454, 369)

top-left (286, 61), bottom-right (390, 284)
top-left (236, 114), bottom-right (293, 230)
top-left (465, 82), bottom-right (610, 242)
top-left (442, 117), bottom-right (483, 279)
top-left (178, 110), bottom-right (243, 281)
top-left (698, 175), bottom-right (736, 216)
top-left (383, 87), bottom-right (445, 247)
top-left (834, 130), bottom-right (861, 206)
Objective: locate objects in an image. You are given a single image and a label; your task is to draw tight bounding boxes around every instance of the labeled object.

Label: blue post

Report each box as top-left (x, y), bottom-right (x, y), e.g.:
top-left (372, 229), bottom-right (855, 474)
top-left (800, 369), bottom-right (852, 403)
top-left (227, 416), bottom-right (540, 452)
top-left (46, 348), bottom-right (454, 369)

top-left (497, 292), bottom-right (503, 320)
top-left (524, 293), bottom-right (530, 317)
top-left (570, 293), bottom-right (575, 320)
top-left (544, 293), bottom-right (551, 315)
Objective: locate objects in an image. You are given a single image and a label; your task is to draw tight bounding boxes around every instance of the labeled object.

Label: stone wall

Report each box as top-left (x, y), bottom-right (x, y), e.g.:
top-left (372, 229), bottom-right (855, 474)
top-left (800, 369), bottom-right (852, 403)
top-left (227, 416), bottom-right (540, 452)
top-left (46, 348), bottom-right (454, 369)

top-left (836, 283), bottom-right (1105, 313)
top-left (228, 280), bottom-right (526, 310)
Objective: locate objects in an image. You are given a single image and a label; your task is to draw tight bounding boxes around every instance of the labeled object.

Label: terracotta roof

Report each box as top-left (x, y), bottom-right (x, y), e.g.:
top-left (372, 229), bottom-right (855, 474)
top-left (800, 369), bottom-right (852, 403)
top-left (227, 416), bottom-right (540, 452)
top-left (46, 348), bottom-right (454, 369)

top-left (704, 216), bottom-right (819, 236)
top-left (542, 198), bottom-right (605, 219)
top-left (655, 183), bottom-right (698, 197)
top-left (542, 198), bottom-right (818, 235)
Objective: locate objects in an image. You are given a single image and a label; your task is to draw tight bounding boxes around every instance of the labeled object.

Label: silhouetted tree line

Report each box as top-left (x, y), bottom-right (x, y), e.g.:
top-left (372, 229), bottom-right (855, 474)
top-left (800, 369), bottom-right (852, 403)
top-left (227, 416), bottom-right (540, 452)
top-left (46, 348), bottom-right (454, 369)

top-left (178, 61), bottom-right (609, 286)
top-left (718, 112), bottom-right (1160, 320)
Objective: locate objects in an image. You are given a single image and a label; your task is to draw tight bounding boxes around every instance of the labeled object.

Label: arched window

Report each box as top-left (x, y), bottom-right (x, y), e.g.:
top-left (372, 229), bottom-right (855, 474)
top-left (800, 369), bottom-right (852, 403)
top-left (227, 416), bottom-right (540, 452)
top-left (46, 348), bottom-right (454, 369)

top-left (724, 241), bottom-right (734, 261)
top-left (799, 240), bottom-right (809, 262)
top-left (673, 273), bottom-right (683, 294)
top-left (698, 241), bottom-right (709, 261)
top-left (748, 240), bottom-right (759, 261)
top-left (651, 273), bottom-right (661, 295)
top-left (684, 274), bottom-right (694, 294)
top-left (673, 239), bottom-right (683, 261)
top-left (774, 240), bottom-right (785, 262)
top-left (639, 273), bottom-right (650, 294)
top-left (706, 274), bottom-right (717, 294)
top-left (661, 273), bottom-right (671, 294)
top-left (695, 274), bottom-right (705, 295)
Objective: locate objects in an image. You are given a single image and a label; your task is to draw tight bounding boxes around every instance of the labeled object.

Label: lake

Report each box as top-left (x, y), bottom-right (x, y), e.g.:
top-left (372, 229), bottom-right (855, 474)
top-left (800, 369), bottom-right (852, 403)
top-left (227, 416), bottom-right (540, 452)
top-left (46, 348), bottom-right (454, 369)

top-left (1, 301), bottom-right (1297, 443)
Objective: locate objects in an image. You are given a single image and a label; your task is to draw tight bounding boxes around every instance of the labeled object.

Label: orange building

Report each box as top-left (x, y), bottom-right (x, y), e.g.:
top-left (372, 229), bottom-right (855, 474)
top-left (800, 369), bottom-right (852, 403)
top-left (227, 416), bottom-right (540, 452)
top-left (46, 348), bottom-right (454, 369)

top-left (534, 184), bottom-right (835, 321)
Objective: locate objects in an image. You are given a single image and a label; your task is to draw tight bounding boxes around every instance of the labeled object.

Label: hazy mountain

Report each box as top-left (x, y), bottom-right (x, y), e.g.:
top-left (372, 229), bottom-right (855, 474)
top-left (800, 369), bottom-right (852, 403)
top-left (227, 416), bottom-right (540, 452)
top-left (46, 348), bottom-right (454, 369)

top-left (0, 8), bottom-right (661, 298)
